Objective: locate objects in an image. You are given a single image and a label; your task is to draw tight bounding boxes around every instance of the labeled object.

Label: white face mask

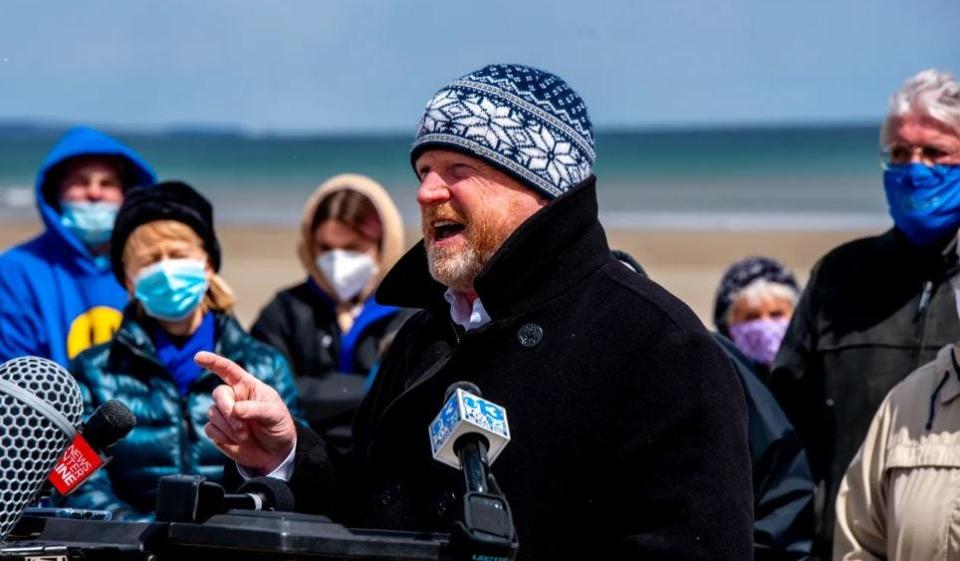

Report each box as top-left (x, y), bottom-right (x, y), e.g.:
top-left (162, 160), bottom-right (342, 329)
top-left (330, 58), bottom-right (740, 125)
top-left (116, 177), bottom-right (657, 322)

top-left (315, 249), bottom-right (378, 302)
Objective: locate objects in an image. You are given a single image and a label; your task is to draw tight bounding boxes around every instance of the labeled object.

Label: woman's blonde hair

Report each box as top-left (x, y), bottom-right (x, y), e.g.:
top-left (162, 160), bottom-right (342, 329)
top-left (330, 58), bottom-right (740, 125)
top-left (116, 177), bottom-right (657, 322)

top-left (123, 220), bottom-right (235, 313)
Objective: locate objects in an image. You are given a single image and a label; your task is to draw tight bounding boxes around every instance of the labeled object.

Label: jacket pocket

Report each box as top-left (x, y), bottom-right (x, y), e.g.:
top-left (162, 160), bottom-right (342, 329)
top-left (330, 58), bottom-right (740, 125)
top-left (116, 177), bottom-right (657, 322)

top-left (885, 442), bottom-right (960, 560)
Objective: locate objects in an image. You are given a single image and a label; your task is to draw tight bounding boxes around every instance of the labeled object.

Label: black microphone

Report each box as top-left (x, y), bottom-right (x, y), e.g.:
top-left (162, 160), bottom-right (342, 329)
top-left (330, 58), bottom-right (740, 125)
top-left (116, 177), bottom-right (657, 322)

top-left (45, 399), bottom-right (137, 497)
top-left (431, 382), bottom-right (518, 559)
top-left (446, 382), bottom-right (491, 494)
top-left (226, 477), bottom-right (296, 512)
top-left (156, 475), bottom-right (295, 523)
top-left (0, 356), bottom-right (84, 540)
top-left (83, 399), bottom-right (137, 453)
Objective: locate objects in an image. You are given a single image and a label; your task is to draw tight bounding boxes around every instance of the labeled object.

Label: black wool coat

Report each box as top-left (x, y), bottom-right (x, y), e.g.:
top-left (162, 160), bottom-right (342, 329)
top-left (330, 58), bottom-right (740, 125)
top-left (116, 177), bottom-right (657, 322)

top-left (270, 177), bottom-right (754, 560)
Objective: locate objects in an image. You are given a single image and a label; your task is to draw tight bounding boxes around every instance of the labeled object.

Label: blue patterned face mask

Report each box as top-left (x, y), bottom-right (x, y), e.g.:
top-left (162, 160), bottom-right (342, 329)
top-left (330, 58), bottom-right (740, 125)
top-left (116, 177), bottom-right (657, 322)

top-left (60, 201), bottom-right (120, 246)
top-left (884, 163), bottom-right (960, 246)
top-left (134, 258), bottom-right (209, 322)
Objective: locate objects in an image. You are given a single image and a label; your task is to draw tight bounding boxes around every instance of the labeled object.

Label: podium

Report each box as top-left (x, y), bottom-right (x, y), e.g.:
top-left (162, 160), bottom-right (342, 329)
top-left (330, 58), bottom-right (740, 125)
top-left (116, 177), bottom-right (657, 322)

top-left (1, 511), bottom-right (452, 560)
top-left (2, 446), bottom-right (517, 560)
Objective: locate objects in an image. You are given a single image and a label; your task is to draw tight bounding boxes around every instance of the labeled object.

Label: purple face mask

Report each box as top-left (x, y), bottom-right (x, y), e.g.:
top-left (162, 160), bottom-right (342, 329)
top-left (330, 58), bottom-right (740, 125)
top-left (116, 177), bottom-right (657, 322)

top-left (729, 317), bottom-right (790, 366)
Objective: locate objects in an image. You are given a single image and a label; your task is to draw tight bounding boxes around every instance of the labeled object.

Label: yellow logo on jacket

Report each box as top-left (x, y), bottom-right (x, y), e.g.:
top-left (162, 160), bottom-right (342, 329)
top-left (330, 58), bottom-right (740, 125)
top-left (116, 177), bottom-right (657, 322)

top-left (67, 306), bottom-right (123, 359)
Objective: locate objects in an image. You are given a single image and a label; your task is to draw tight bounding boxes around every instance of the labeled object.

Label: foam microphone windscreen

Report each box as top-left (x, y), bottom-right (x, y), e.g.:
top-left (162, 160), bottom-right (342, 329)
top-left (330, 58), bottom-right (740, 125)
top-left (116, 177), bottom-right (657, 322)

top-left (0, 356), bottom-right (83, 540)
top-left (238, 477), bottom-right (296, 512)
top-left (84, 399), bottom-right (137, 452)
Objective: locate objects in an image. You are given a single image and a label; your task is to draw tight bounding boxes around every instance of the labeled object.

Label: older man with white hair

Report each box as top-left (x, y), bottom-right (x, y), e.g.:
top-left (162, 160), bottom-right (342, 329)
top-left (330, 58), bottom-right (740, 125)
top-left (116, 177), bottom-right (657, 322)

top-left (770, 68), bottom-right (960, 558)
top-left (198, 64), bottom-right (754, 560)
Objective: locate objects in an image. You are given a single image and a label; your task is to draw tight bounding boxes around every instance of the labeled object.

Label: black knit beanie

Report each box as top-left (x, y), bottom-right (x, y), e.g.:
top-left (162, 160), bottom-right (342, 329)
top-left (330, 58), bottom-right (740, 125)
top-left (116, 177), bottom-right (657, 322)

top-left (713, 256), bottom-right (800, 336)
top-left (110, 181), bottom-right (221, 284)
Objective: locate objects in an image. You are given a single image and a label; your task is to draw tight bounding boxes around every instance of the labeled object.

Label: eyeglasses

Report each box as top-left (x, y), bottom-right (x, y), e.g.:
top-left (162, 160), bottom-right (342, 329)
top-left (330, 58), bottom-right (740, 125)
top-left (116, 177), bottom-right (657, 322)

top-left (881, 143), bottom-right (960, 168)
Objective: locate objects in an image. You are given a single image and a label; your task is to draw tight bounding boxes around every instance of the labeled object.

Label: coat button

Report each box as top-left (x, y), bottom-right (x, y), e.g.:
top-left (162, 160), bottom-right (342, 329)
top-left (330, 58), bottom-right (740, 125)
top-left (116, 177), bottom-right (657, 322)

top-left (380, 485), bottom-right (398, 506)
top-left (517, 323), bottom-right (543, 347)
top-left (436, 490), bottom-right (458, 518)
top-left (321, 334), bottom-right (333, 347)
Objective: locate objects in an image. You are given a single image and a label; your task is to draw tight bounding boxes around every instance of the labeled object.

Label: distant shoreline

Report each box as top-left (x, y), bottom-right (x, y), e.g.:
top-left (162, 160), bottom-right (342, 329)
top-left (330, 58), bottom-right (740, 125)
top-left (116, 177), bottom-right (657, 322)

top-left (0, 120), bottom-right (880, 140)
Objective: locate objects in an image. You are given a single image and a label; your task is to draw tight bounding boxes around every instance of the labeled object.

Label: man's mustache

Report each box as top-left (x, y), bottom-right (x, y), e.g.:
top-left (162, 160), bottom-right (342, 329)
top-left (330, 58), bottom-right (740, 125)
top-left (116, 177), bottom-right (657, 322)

top-left (422, 205), bottom-right (468, 234)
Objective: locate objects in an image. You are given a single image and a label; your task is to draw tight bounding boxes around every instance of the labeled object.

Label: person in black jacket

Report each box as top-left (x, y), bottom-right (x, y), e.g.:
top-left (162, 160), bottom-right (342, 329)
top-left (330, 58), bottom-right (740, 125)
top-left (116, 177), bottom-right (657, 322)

top-left (200, 64), bottom-right (753, 560)
top-left (250, 174), bottom-right (408, 445)
top-left (769, 68), bottom-right (960, 558)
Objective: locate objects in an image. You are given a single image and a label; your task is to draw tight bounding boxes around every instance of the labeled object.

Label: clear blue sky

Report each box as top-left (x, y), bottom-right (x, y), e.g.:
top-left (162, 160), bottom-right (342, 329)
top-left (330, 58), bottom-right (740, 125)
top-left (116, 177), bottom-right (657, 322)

top-left (1, 0), bottom-right (957, 133)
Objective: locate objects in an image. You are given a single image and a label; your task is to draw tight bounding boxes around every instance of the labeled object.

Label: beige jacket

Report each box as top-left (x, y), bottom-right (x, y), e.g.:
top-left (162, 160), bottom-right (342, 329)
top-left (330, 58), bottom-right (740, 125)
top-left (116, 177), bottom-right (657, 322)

top-left (835, 344), bottom-right (960, 561)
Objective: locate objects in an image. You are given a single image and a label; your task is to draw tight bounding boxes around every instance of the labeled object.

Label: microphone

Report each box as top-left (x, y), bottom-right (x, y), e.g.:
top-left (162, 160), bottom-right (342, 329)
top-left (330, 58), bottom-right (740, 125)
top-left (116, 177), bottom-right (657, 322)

top-left (429, 382), bottom-right (518, 559)
top-left (0, 356), bottom-right (84, 540)
top-left (156, 475), bottom-right (295, 523)
top-left (429, 382), bottom-right (510, 484)
top-left (83, 399), bottom-right (137, 452)
top-left (48, 399), bottom-right (137, 496)
top-left (228, 477), bottom-right (296, 512)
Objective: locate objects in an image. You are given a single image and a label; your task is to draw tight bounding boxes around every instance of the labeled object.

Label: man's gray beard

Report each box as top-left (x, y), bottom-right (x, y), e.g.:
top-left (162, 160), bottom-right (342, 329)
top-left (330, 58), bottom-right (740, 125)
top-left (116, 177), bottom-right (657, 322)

top-left (426, 243), bottom-right (486, 292)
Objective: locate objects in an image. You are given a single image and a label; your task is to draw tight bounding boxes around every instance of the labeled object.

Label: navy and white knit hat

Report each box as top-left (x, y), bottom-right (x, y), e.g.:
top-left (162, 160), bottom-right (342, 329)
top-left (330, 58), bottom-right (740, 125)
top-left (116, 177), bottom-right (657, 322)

top-left (411, 64), bottom-right (595, 199)
top-left (713, 256), bottom-right (801, 336)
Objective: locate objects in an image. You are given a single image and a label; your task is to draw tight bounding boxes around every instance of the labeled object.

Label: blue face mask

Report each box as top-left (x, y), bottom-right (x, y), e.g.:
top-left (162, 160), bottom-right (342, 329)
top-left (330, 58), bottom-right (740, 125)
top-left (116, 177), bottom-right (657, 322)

top-left (134, 258), bottom-right (209, 322)
top-left (884, 163), bottom-right (960, 246)
top-left (60, 201), bottom-right (120, 247)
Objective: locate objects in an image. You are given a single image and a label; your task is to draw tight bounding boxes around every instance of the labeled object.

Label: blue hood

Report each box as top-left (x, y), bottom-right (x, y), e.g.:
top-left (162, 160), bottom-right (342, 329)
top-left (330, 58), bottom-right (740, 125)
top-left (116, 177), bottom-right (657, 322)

top-left (35, 126), bottom-right (156, 261)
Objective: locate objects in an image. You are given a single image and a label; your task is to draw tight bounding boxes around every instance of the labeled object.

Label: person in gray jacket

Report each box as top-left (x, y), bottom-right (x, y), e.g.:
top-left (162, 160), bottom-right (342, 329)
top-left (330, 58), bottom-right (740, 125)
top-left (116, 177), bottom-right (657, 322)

top-left (769, 68), bottom-right (960, 558)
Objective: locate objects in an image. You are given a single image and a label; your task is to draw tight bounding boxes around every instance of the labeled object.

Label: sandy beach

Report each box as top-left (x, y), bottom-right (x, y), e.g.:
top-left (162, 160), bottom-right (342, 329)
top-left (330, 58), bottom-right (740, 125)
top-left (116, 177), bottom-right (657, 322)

top-left (0, 219), bottom-right (875, 328)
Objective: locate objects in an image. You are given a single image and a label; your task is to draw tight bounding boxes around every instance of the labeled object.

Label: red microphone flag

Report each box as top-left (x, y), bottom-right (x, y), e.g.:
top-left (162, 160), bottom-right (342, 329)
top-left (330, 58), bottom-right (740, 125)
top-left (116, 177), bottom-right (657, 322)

top-left (48, 433), bottom-right (106, 495)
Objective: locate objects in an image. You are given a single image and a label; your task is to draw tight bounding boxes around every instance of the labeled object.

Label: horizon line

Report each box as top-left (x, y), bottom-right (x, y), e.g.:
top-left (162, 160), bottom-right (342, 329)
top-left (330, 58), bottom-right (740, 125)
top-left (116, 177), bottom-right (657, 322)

top-left (0, 117), bottom-right (881, 139)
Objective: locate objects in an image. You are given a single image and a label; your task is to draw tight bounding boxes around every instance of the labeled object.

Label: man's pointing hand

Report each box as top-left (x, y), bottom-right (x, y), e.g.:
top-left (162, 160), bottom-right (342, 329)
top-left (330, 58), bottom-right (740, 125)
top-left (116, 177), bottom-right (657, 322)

top-left (196, 351), bottom-right (296, 474)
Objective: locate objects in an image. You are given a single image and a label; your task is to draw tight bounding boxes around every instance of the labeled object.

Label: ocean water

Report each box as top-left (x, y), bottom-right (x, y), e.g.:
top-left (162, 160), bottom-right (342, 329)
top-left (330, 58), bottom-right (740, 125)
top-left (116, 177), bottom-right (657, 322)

top-left (0, 125), bottom-right (892, 230)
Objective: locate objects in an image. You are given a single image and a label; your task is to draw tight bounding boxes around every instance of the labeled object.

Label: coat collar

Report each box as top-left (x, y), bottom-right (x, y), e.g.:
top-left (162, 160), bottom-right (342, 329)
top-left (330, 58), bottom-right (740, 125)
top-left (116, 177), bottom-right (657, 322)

top-left (889, 228), bottom-right (959, 278)
top-left (937, 344), bottom-right (960, 405)
top-left (376, 176), bottom-right (611, 320)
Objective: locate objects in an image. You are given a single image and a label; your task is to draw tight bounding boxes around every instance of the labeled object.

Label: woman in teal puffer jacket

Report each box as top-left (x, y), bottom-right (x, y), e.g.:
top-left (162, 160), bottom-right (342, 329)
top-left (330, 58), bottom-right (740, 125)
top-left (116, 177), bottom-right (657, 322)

top-left (62, 181), bottom-right (300, 520)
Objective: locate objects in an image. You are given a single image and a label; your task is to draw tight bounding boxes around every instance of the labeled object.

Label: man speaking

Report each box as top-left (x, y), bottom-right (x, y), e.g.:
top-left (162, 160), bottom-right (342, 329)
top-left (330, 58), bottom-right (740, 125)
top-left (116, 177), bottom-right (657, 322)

top-left (198, 64), bottom-right (753, 560)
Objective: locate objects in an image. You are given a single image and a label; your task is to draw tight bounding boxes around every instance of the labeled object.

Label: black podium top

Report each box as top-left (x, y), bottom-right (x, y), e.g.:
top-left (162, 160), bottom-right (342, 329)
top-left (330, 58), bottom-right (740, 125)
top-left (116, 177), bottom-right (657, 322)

top-left (2, 511), bottom-right (452, 560)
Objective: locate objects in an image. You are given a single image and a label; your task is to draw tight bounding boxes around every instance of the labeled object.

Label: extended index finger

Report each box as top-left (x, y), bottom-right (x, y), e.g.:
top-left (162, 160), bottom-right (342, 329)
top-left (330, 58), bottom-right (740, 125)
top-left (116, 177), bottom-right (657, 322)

top-left (195, 351), bottom-right (255, 388)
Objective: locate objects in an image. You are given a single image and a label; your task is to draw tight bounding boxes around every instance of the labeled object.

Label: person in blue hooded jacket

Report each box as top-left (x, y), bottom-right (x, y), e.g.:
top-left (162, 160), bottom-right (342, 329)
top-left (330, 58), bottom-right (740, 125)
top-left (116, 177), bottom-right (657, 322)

top-left (0, 127), bottom-right (156, 366)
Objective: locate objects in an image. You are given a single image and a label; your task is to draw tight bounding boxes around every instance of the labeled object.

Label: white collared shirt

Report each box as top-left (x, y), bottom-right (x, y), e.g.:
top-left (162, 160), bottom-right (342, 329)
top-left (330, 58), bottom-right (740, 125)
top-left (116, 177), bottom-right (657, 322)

top-left (236, 440), bottom-right (297, 481)
top-left (444, 289), bottom-right (491, 331)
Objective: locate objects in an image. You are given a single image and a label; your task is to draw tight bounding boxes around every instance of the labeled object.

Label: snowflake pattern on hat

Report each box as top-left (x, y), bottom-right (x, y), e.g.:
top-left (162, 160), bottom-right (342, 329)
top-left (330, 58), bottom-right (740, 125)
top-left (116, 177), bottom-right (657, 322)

top-left (412, 64), bottom-right (595, 198)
